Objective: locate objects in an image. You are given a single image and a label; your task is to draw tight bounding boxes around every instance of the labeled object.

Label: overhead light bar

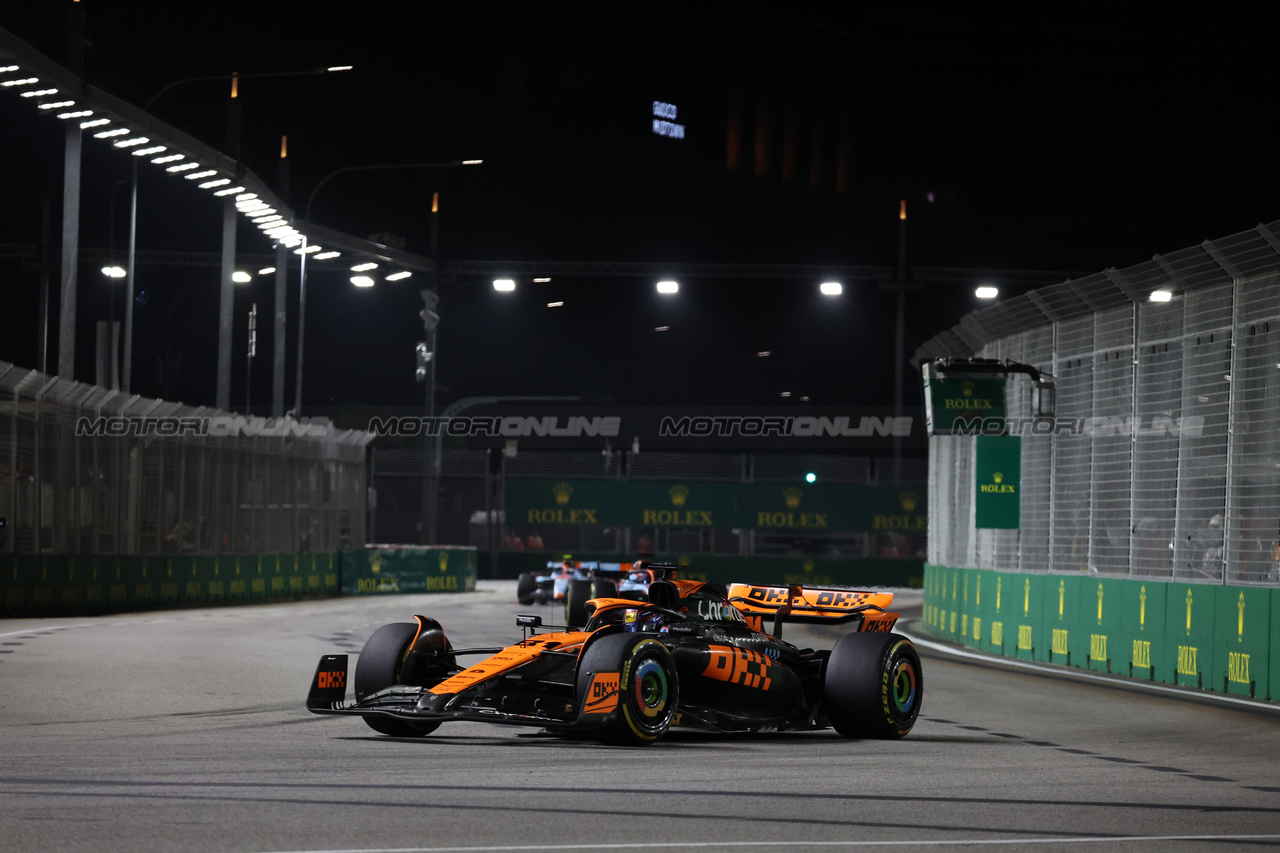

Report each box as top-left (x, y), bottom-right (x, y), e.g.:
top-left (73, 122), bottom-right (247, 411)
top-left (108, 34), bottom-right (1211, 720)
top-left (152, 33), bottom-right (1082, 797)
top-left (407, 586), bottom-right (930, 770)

top-left (295, 244), bottom-right (322, 255)
top-left (1, 78), bottom-right (40, 88)
top-left (199, 178), bottom-right (231, 189)
top-left (185, 170), bottom-right (218, 180)
top-left (819, 281), bottom-right (842, 296)
top-left (21, 88), bottom-right (58, 98)
top-left (212, 186), bottom-right (246, 196)
top-left (94, 127), bottom-right (130, 139)
top-left (167, 162), bottom-right (200, 173)
top-left (350, 276), bottom-right (375, 287)
top-left (313, 251), bottom-right (341, 260)
top-left (461, 159), bottom-right (483, 165)
top-left (385, 271), bottom-right (412, 281)
top-left (350, 262), bottom-right (378, 272)
top-left (326, 65), bottom-right (354, 72)
top-left (533, 277), bottom-right (552, 283)
top-left (37, 100), bottom-right (76, 110)
top-left (1149, 289), bottom-right (1173, 303)
top-left (57, 110), bottom-right (93, 120)
top-left (975, 285), bottom-right (999, 299)
top-left (547, 301), bottom-right (564, 308)
top-left (80, 118), bottom-right (110, 129)
top-left (132, 146), bottom-right (167, 157)
top-left (151, 153), bottom-right (184, 164)
top-left (493, 279), bottom-right (516, 292)
top-left (258, 267), bottom-right (276, 275)
top-left (113, 136), bottom-right (151, 148)
top-left (232, 271), bottom-right (252, 284)
top-left (656, 280), bottom-right (678, 294)
top-left (0, 66), bottom-right (20, 73)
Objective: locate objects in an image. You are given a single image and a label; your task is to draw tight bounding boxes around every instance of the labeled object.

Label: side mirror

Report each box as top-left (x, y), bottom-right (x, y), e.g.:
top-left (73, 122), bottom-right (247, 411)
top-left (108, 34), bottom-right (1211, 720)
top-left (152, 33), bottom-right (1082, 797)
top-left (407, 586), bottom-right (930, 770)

top-left (516, 614), bottom-right (542, 629)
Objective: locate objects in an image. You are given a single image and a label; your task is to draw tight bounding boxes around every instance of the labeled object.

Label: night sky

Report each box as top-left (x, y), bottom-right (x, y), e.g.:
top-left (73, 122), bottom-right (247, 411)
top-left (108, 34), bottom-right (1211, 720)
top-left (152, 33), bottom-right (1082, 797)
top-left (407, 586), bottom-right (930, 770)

top-left (0, 2), bottom-right (1273, 411)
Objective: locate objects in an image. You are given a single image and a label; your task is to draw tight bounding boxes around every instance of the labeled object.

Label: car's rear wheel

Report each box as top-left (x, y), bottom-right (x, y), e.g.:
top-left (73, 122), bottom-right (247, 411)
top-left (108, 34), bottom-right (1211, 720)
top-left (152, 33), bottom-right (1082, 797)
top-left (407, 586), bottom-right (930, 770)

top-left (591, 578), bottom-right (618, 599)
top-left (354, 622), bottom-right (442, 737)
top-left (575, 632), bottom-right (679, 746)
top-left (823, 632), bottom-right (922, 739)
top-left (516, 572), bottom-right (537, 605)
top-left (565, 578), bottom-right (593, 628)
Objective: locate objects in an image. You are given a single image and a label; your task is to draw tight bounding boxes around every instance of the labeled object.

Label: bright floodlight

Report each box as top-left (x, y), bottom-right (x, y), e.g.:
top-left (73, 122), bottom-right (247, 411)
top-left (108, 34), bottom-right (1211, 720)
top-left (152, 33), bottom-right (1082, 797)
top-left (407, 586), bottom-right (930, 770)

top-left (461, 159), bottom-right (484, 165)
top-left (656, 280), bottom-right (679, 294)
top-left (258, 267), bottom-right (276, 275)
top-left (312, 251), bottom-right (340, 260)
top-left (351, 262), bottom-right (378, 272)
top-left (547, 301), bottom-right (565, 308)
top-left (350, 276), bottom-right (375, 288)
top-left (385, 271), bottom-right (412, 281)
top-left (232, 271), bottom-right (252, 284)
top-left (819, 281), bottom-right (842, 296)
top-left (533, 277), bottom-right (552, 283)
top-left (975, 285), bottom-right (999, 299)
top-left (1149, 289), bottom-right (1173, 303)
top-left (493, 279), bottom-right (516, 292)
top-left (101, 266), bottom-right (126, 279)
top-left (326, 65), bottom-right (354, 72)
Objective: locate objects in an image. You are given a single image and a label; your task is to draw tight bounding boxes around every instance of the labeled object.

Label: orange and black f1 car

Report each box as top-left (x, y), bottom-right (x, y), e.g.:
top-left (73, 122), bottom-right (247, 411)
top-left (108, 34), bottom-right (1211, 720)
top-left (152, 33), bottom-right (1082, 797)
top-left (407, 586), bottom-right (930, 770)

top-left (306, 563), bottom-right (921, 745)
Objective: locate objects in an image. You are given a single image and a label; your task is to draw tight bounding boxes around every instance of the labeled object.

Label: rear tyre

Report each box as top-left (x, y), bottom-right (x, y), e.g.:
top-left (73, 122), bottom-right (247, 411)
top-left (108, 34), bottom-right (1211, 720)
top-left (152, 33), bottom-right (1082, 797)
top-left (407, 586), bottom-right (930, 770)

top-left (354, 622), bottom-right (442, 737)
top-left (565, 578), bottom-right (593, 628)
top-left (576, 632), bottom-right (679, 746)
top-left (516, 573), bottom-right (537, 605)
top-left (823, 632), bottom-right (922, 739)
top-left (591, 578), bottom-right (618, 599)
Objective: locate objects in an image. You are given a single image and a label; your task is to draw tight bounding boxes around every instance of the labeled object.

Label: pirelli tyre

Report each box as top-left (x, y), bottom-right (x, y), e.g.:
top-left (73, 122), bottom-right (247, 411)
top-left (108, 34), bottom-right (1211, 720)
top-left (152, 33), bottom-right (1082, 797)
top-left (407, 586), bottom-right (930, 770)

top-left (565, 578), bottom-right (594, 628)
top-left (591, 577), bottom-right (618, 599)
top-left (823, 632), bottom-right (922, 739)
top-left (516, 572), bottom-right (537, 605)
top-left (354, 622), bottom-right (442, 738)
top-left (576, 632), bottom-right (679, 746)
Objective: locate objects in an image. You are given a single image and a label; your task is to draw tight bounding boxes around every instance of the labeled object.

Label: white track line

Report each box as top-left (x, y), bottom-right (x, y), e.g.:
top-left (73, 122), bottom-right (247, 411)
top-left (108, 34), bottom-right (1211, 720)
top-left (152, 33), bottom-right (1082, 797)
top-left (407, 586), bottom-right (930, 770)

top-left (254, 833), bottom-right (1280, 852)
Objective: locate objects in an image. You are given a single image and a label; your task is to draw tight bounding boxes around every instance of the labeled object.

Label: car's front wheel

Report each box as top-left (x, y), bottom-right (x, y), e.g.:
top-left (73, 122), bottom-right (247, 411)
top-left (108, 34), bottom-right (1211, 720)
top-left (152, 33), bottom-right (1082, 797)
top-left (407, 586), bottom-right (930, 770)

top-left (575, 632), bottom-right (679, 746)
top-left (354, 622), bottom-right (442, 738)
top-left (823, 632), bottom-right (922, 739)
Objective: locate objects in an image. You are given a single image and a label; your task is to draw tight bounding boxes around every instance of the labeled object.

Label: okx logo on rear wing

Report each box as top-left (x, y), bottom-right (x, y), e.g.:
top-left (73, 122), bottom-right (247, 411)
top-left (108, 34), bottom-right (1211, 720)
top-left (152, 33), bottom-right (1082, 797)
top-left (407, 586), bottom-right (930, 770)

top-left (726, 583), bottom-right (899, 637)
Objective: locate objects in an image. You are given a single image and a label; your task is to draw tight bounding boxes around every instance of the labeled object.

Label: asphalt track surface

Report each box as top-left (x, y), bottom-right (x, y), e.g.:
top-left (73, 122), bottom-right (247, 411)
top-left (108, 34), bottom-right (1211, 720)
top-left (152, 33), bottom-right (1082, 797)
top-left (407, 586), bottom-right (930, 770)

top-left (2, 581), bottom-right (1279, 853)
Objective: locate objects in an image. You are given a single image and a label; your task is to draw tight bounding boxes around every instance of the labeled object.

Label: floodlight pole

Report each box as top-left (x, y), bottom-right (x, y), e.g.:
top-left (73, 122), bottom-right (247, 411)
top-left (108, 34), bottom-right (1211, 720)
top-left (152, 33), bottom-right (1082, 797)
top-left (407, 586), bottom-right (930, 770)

top-left (293, 160), bottom-right (475, 416)
top-left (125, 67), bottom-right (348, 399)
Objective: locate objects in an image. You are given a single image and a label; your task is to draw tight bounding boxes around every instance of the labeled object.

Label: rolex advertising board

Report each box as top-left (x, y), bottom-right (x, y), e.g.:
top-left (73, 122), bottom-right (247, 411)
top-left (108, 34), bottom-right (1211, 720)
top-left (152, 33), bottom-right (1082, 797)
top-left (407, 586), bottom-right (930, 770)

top-left (504, 480), bottom-right (926, 534)
top-left (923, 367), bottom-right (1007, 436)
top-left (974, 435), bottom-right (1021, 529)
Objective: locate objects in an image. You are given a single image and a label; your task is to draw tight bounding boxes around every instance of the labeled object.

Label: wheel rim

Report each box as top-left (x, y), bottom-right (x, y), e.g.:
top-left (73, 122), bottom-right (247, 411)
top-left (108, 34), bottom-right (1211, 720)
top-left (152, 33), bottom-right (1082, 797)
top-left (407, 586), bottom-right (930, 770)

top-left (889, 655), bottom-right (918, 720)
top-left (633, 657), bottom-right (670, 719)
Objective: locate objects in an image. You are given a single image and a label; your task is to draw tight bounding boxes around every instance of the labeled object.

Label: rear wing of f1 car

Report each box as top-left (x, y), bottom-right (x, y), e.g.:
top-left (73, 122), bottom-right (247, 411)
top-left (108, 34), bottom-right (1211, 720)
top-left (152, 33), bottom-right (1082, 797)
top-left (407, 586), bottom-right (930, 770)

top-left (725, 583), bottom-right (898, 638)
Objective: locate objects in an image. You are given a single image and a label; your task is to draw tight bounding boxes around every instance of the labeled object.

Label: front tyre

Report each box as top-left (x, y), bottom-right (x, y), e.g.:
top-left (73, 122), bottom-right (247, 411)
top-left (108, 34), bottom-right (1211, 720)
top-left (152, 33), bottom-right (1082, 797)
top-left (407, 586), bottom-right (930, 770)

top-left (576, 632), bottom-right (679, 746)
top-left (354, 622), bottom-right (442, 738)
top-left (565, 578), bottom-right (593, 628)
top-left (516, 573), bottom-right (537, 605)
top-left (823, 632), bottom-right (922, 739)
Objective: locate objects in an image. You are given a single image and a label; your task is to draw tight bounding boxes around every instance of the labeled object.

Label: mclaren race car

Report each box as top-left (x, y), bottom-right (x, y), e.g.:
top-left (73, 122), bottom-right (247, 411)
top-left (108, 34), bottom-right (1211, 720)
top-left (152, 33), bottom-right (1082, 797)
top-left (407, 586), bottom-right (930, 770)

top-left (307, 565), bottom-right (922, 745)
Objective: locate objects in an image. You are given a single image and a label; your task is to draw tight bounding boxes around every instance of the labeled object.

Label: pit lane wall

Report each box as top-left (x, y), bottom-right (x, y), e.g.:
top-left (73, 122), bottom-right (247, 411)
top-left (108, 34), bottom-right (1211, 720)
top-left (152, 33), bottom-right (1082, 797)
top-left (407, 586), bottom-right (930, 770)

top-left (922, 565), bottom-right (1277, 701)
top-left (0, 546), bottom-right (477, 617)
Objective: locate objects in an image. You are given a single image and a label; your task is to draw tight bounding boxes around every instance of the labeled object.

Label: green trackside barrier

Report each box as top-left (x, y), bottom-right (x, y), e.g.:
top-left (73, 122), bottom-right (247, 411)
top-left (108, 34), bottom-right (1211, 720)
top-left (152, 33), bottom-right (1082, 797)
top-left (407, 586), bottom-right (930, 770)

top-left (923, 564), bottom-right (1280, 704)
top-left (1, 552), bottom-right (342, 617)
top-left (340, 547), bottom-right (477, 596)
top-left (493, 551), bottom-right (923, 590)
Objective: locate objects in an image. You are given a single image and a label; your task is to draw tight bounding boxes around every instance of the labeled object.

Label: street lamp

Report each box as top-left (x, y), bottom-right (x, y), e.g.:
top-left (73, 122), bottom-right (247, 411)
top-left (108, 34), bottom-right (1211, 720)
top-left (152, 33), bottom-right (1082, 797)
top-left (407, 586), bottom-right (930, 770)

top-left (123, 65), bottom-right (352, 398)
top-left (293, 159), bottom-right (482, 415)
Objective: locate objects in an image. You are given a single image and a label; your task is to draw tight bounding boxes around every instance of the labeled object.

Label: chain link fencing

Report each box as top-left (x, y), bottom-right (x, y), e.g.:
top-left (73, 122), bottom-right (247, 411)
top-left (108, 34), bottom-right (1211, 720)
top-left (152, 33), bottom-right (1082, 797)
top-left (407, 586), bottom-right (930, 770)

top-left (0, 361), bottom-right (371, 556)
top-left (920, 220), bottom-right (1280, 586)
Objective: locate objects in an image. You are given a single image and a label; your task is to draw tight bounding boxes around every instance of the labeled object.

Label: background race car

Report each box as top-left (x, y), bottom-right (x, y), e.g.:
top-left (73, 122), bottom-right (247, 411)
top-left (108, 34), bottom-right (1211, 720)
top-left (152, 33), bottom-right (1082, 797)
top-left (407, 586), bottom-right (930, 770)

top-left (309, 562), bottom-right (922, 746)
top-left (517, 559), bottom-right (653, 625)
